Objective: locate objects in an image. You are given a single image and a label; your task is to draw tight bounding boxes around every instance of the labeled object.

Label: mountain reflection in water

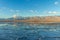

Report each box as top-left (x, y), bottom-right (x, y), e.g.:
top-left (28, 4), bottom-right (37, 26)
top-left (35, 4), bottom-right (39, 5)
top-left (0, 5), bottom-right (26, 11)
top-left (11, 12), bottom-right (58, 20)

top-left (0, 23), bottom-right (60, 40)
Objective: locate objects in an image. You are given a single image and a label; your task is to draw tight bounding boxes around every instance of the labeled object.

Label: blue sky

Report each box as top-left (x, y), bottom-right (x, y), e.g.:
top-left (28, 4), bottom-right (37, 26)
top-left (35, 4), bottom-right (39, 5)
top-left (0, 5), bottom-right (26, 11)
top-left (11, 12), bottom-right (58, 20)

top-left (0, 0), bottom-right (60, 18)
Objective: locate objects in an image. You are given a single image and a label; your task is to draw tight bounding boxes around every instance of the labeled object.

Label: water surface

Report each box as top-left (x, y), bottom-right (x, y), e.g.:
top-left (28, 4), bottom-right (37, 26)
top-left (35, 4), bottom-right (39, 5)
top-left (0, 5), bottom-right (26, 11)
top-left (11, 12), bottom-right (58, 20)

top-left (0, 23), bottom-right (60, 40)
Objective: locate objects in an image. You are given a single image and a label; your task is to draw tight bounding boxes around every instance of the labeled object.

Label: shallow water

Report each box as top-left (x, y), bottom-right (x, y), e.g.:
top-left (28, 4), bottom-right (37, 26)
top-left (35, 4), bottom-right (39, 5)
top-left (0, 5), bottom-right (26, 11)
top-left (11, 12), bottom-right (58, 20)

top-left (0, 23), bottom-right (60, 40)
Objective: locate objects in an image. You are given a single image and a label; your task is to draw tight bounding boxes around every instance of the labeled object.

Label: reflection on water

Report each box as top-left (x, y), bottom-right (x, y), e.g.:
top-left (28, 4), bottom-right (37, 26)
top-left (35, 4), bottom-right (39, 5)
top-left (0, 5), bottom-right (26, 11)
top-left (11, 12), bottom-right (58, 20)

top-left (0, 23), bottom-right (60, 40)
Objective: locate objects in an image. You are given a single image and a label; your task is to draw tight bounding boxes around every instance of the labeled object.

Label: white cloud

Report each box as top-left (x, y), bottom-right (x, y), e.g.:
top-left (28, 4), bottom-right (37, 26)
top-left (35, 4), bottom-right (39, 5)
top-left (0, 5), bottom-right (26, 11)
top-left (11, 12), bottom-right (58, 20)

top-left (48, 11), bottom-right (58, 14)
top-left (16, 10), bottom-right (20, 12)
top-left (48, 11), bottom-right (52, 14)
top-left (29, 10), bottom-right (39, 14)
top-left (10, 9), bottom-right (20, 13)
top-left (29, 10), bottom-right (34, 13)
top-left (13, 15), bottom-right (17, 18)
top-left (53, 11), bottom-right (57, 14)
top-left (54, 1), bottom-right (59, 5)
top-left (0, 7), bottom-right (21, 18)
top-left (34, 10), bottom-right (38, 13)
top-left (10, 9), bottom-right (14, 12)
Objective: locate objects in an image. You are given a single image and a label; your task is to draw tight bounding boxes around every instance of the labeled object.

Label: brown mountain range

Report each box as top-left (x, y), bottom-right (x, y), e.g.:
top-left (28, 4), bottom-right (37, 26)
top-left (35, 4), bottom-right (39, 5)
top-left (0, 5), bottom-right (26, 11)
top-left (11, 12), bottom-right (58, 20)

top-left (0, 16), bottom-right (60, 23)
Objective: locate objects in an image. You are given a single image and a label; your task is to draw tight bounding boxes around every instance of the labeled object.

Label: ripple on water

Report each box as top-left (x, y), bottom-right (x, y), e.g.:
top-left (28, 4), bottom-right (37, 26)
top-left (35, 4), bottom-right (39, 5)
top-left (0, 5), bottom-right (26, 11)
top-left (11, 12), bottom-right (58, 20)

top-left (0, 23), bottom-right (59, 40)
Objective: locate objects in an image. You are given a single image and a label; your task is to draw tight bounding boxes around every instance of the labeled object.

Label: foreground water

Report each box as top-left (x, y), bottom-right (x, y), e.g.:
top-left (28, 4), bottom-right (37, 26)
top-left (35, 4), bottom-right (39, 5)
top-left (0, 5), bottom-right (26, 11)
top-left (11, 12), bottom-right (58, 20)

top-left (0, 23), bottom-right (60, 40)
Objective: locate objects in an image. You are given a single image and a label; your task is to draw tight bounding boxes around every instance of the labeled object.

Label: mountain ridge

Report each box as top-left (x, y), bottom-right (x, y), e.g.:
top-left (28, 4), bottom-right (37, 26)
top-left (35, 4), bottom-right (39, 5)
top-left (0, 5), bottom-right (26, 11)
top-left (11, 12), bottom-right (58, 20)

top-left (0, 16), bottom-right (60, 23)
